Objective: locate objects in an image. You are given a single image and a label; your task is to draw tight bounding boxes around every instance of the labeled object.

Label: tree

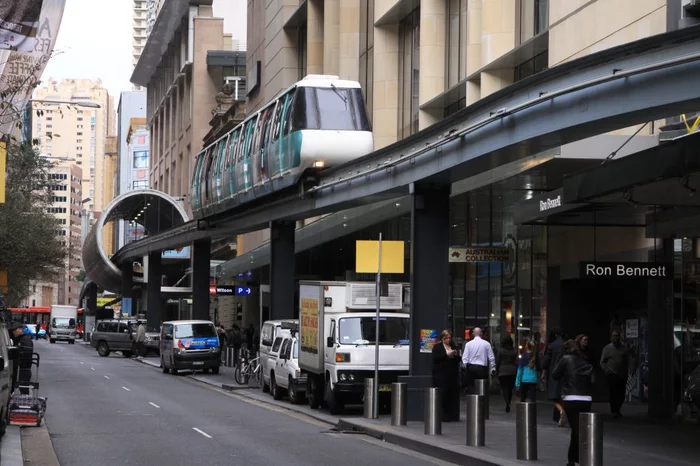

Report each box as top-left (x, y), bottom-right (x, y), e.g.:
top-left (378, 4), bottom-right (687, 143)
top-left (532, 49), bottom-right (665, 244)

top-left (75, 269), bottom-right (86, 282)
top-left (0, 141), bottom-right (67, 306)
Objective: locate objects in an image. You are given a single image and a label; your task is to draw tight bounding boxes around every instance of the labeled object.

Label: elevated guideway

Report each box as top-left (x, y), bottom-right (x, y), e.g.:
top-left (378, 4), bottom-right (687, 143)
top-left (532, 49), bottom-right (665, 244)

top-left (113, 25), bottom-right (700, 263)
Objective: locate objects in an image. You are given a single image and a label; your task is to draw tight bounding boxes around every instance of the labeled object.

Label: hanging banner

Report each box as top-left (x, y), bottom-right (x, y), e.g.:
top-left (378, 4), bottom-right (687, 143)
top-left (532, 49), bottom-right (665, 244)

top-left (0, 0), bottom-right (67, 134)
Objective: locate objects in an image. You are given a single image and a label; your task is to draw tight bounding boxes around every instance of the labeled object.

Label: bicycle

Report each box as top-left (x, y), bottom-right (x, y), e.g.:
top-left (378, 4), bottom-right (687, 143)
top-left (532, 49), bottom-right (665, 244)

top-left (234, 354), bottom-right (261, 385)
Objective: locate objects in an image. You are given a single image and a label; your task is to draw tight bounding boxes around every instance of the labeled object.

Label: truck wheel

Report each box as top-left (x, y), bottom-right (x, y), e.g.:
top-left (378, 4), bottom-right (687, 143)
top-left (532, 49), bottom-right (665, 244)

top-left (288, 377), bottom-right (303, 404)
top-left (49, 339), bottom-right (55, 344)
top-left (307, 377), bottom-right (321, 409)
top-left (68, 340), bottom-right (75, 344)
top-left (97, 341), bottom-right (110, 357)
top-left (325, 379), bottom-right (344, 415)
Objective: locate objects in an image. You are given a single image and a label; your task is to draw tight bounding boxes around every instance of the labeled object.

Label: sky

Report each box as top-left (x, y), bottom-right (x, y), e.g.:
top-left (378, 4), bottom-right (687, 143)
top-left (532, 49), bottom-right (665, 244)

top-left (42, 0), bottom-right (248, 99)
top-left (42, 0), bottom-right (133, 98)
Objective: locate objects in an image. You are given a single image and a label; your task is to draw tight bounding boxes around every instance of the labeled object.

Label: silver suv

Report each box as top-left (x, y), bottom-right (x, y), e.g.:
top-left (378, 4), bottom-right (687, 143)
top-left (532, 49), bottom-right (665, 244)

top-left (91, 320), bottom-right (159, 357)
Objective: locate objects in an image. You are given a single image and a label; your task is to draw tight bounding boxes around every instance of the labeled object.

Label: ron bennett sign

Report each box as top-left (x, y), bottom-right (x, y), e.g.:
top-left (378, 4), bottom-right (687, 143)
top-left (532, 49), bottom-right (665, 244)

top-left (580, 262), bottom-right (672, 279)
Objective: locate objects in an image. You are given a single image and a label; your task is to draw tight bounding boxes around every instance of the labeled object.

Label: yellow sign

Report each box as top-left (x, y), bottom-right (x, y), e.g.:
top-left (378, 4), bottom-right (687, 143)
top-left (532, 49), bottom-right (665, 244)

top-left (0, 141), bottom-right (6, 204)
top-left (96, 297), bottom-right (114, 307)
top-left (300, 297), bottom-right (319, 354)
top-left (0, 270), bottom-right (7, 293)
top-left (356, 240), bottom-right (405, 274)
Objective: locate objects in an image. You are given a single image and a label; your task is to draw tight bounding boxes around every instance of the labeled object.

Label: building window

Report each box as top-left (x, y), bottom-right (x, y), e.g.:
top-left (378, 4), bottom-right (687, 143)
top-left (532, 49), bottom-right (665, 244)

top-left (446, 0), bottom-right (468, 88)
top-left (133, 180), bottom-right (148, 189)
top-left (136, 135), bottom-right (146, 145)
top-left (514, 50), bottom-right (548, 81)
top-left (518, 0), bottom-right (548, 44)
top-left (77, 132), bottom-right (83, 136)
top-left (398, 7), bottom-right (420, 139)
top-left (133, 150), bottom-right (149, 168)
top-left (298, 23), bottom-right (307, 80)
top-left (359, 0), bottom-right (375, 124)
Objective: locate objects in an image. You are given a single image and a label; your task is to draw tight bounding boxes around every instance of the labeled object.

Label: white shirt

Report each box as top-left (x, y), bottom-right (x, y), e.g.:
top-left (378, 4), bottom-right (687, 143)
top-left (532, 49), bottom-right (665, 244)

top-left (461, 336), bottom-right (496, 371)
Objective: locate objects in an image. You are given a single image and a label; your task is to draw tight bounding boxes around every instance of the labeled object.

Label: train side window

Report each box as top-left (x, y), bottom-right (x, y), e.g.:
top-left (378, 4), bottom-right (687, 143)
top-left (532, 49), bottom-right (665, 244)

top-left (236, 123), bottom-right (247, 162)
top-left (217, 136), bottom-right (228, 178)
top-left (242, 118), bottom-right (256, 160)
top-left (291, 87), bottom-right (320, 131)
top-left (227, 130), bottom-right (239, 167)
top-left (262, 102), bottom-right (277, 150)
top-left (271, 95), bottom-right (286, 142)
top-left (254, 107), bottom-right (271, 155)
top-left (203, 147), bottom-right (215, 199)
top-left (283, 91), bottom-right (298, 136)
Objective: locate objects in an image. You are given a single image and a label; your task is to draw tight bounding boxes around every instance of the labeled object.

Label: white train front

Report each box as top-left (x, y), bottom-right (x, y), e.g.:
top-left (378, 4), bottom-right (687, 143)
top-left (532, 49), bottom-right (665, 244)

top-left (190, 75), bottom-right (374, 219)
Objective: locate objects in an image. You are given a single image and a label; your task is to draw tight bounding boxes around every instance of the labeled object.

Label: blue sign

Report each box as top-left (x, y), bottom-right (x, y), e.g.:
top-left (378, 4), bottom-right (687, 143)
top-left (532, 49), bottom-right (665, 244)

top-left (235, 286), bottom-right (252, 296)
top-left (122, 298), bottom-right (132, 316)
top-left (236, 271), bottom-right (253, 280)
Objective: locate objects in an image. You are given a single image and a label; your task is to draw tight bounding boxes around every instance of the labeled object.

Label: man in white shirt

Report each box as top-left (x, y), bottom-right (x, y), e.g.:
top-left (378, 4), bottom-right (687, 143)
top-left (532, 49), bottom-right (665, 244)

top-left (461, 327), bottom-right (496, 393)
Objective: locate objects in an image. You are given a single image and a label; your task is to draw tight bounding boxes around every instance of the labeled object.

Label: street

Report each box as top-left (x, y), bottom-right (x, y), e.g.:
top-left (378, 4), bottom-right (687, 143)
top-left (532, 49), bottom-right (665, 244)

top-left (31, 340), bottom-right (446, 466)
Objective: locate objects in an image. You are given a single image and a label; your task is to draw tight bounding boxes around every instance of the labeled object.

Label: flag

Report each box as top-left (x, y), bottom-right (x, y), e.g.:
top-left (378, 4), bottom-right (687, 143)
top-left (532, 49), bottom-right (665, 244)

top-left (0, 0), bottom-right (67, 135)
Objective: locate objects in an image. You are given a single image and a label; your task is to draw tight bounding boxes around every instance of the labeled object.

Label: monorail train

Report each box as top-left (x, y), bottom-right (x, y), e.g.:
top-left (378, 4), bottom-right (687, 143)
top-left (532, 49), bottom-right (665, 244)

top-left (190, 75), bottom-right (373, 219)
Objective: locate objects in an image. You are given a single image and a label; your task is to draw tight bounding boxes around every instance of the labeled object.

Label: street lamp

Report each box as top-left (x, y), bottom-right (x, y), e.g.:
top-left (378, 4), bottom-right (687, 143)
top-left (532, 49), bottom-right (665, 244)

top-left (31, 99), bottom-right (101, 109)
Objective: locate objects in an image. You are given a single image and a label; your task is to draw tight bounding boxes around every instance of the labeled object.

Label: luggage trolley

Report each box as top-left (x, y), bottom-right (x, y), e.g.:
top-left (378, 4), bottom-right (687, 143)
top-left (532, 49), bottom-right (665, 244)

top-left (9, 353), bottom-right (47, 427)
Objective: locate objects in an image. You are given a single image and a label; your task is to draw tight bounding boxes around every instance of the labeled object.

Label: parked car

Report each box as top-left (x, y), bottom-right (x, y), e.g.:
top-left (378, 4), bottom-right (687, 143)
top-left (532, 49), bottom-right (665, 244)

top-left (91, 319), bottom-right (159, 357)
top-left (271, 330), bottom-right (306, 404)
top-left (160, 320), bottom-right (220, 374)
top-left (25, 324), bottom-right (46, 340)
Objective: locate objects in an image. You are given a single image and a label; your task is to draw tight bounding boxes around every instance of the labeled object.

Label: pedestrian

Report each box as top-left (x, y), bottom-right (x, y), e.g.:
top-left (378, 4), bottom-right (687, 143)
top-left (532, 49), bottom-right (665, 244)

top-left (552, 339), bottom-right (594, 466)
top-left (461, 327), bottom-right (496, 394)
top-left (230, 325), bottom-right (242, 365)
top-left (9, 322), bottom-right (34, 394)
top-left (496, 335), bottom-right (517, 412)
top-left (542, 328), bottom-right (566, 425)
top-left (600, 329), bottom-right (629, 418)
top-left (135, 322), bottom-right (146, 359)
top-left (245, 324), bottom-right (255, 355)
top-left (516, 340), bottom-right (539, 402)
top-left (432, 329), bottom-right (460, 422)
top-left (576, 334), bottom-right (592, 363)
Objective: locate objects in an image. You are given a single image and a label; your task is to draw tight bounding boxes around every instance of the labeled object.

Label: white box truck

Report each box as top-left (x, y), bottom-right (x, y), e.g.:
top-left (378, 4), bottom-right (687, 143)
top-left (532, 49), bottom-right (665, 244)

top-left (48, 305), bottom-right (78, 344)
top-left (299, 281), bottom-right (410, 414)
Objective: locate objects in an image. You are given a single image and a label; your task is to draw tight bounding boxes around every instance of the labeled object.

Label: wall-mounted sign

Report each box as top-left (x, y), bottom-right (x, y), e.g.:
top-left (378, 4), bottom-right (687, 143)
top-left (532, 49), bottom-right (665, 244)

top-left (209, 285), bottom-right (252, 296)
top-left (539, 195), bottom-right (562, 212)
top-left (162, 247), bottom-right (190, 259)
top-left (449, 247), bottom-right (510, 263)
top-left (579, 262), bottom-right (672, 279)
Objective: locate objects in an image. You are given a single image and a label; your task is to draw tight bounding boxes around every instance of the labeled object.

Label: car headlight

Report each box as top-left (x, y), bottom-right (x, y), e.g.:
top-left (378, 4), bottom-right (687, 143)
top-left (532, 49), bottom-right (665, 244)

top-left (339, 373), bottom-right (347, 381)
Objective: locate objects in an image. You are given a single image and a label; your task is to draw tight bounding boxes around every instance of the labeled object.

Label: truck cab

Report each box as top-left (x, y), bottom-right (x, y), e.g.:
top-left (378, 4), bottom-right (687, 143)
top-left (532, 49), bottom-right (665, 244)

top-left (299, 281), bottom-right (410, 414)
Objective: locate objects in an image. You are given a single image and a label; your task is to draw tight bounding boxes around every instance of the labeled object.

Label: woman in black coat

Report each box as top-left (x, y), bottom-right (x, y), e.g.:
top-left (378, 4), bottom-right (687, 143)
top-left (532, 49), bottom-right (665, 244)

top-left (432, 329), bottom-right (460, 422)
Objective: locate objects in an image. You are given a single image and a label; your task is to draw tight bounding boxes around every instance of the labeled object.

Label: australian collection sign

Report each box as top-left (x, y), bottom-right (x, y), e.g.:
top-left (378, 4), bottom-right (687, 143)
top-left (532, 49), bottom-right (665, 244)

top-left (449, 246), bottom-right (510, 263)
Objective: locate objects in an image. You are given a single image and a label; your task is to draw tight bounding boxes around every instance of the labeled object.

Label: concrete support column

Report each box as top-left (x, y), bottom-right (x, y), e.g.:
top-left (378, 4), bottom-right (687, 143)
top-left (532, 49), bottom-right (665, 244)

top-left (269, 221), bottom-right (296, 320)
top-left (400, 183), bottom-right (451, 421)
top-left (146, 252), bottom-right (162, 329)
top-left (192, 239), bottom-right (212, 321)
top-left (647, 239), bottom-right (675, 420)
top-left (86, 283), bottom-right (97, 316)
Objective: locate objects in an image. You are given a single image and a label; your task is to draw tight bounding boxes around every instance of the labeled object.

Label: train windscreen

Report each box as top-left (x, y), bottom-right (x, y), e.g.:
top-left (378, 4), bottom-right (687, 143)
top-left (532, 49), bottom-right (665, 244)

top-left (292, 87), bottom-right (370, 132)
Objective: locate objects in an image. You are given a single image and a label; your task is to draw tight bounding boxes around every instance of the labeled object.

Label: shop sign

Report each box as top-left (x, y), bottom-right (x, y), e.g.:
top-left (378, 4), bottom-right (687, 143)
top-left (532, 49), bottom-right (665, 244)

top-left (539, 194), bottom-right (562, 212)
top-left (449, 246), bottom-right (510, 263)
top-left (625, 319), bottom-right (639, 339)
top-left (579, 262), bottom-right (672, 279)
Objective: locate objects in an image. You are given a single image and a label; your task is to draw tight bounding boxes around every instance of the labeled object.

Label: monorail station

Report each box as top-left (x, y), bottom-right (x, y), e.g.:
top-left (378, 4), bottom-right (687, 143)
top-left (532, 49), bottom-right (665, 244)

top-left (80, 11), bottom-right (700, 432)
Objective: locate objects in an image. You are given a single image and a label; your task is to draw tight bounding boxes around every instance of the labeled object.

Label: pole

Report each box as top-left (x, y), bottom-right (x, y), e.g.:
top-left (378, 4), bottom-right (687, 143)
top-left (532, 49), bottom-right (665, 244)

top-left (373, 232), bottom-right (382, 419)
top-left (580, 412), bottom-right (603, 466)
top-left (516, 401), bottom-right (538, 460)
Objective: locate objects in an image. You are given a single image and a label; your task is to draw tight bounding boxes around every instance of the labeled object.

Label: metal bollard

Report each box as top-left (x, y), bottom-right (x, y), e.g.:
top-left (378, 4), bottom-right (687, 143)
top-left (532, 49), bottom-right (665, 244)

top-left (424, 387), bottom-right (442, 435)
top-left (364, 378), bottom-right (377, 419)
top-left (391, 382), bottom-right (407, 426)
top-left (474, 378), bottom-right (490, 419)
top-left (579, 412), bottom-right (603, 466)
top-left (516, 402), bottom-right (538, 460)
top-left (466, 394), bottom-right (486, 446)
top-left (226, 348), bottom-right (235, 367)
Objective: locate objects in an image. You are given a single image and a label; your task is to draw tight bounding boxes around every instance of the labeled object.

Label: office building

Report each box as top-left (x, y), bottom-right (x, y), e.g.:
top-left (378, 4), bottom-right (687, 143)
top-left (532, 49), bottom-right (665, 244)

top-left (101, 135), bottom-right (118, 256)
top-left (133, 0), bottom-right (149, 90)
top-left (47, 164), bottom-right (83, 305)
top-left (32, 78), bottom-right (114, 215)
top-left (131, 0), bottom-right (248, 214)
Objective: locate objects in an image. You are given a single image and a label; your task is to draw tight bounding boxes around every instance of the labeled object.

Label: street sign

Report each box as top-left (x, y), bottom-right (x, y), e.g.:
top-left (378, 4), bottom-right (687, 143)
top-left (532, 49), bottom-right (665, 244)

top-left (356, 240), bottom-right (405, 273)
top-left (235, 286), bottom-right (252, 296)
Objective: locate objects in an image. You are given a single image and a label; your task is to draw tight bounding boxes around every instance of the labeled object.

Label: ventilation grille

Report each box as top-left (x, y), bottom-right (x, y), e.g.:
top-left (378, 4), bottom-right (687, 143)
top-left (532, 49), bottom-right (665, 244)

top-left (346, 282), bottom-right (403, 310)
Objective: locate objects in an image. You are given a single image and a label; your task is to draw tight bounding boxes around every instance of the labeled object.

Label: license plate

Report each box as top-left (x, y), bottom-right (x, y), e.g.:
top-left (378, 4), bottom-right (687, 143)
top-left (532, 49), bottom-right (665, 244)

top-left (378, 384), bottom-right (392, 392)
top-left (192, 361), bottom-right (204, 366)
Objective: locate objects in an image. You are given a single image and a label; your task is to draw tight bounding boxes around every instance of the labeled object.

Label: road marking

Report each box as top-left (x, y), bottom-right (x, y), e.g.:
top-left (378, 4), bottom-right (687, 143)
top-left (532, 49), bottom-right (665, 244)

top-left (122, 386), bottom-right (130, 392)
top-left (104, 375), bottom-right (110, 379)
top-left (192, 427), bottom-right (212, 439)
top-left (148, 402), bottom-right (160, 408)
top-left (90, 367), bottom-right (95, 371)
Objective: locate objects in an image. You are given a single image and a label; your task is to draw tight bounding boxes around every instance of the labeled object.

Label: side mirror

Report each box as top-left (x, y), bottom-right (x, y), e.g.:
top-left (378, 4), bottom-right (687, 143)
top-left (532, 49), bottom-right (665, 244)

top-left (262, 338), bottom-right (272, 347)
top-left (326, 337), bottom-right (334, 348)
top-left (8, 347), bottom-right (18, 361)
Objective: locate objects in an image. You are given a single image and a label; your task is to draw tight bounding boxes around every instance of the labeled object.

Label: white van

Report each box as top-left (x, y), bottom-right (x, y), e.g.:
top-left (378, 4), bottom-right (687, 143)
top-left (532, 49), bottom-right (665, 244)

top-left (260, 319), bottom-right (297, 392)
top-left (160, 320), bottom-right (221, 375)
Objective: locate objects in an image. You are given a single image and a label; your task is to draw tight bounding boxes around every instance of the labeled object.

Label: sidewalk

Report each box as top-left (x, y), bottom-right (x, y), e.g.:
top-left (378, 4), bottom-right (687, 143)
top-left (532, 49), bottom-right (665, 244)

top-left (133, 355), bottom-right (259, 390)
top-left (0, 426), bottom-right (22, 466)
top-left (339, 396), bottom-right (700, 466)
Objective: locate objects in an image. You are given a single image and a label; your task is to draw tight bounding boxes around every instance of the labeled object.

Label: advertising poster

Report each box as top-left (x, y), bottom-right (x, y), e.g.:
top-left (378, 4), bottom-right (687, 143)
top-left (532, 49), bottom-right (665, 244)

top-left (0, 0), bottom-right (67, 134)
top-left (300, 296), bottom-right (319, 354)
top-left (420, 329), bottom-right (439, 353)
